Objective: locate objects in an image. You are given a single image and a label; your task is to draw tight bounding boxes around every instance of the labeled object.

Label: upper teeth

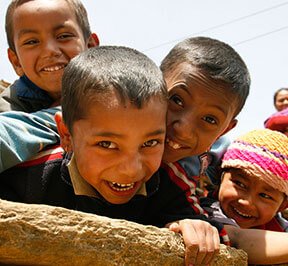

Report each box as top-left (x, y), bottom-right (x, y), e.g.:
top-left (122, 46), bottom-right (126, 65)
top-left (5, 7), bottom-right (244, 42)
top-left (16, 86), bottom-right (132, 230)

top-left (166, 138), bottom-right (182, 149)
top-left (109, 182), bottom-right (135, 191)
top-left (43, 65), bottom-right (65, 72)
top-left (234, 207), bottom-right (252, 218)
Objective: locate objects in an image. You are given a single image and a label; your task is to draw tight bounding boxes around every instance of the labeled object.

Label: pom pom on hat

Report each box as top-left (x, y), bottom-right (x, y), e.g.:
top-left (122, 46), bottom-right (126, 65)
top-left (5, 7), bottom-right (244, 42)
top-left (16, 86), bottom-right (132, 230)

top-left (221, 129), bottom-right (288, 195)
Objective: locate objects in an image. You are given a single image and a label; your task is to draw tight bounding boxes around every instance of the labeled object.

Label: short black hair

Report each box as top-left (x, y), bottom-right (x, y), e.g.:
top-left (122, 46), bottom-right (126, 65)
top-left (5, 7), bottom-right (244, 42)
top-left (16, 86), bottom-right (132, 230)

top-left (61, 46), bottom-right (167, 132)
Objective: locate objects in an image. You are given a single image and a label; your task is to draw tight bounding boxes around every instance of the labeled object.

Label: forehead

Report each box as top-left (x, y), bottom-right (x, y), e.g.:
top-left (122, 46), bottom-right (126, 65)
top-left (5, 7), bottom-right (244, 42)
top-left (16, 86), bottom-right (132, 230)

top-left (227, 168), bottom-right (285, 195)
top-left (165, 62), bottom-right (238, 115)
top-left (277, 89), bottom-right (288, 99)
top-left (73, 91), bottom-right (167, 135)
top-left (83, 89), bottom-right (168, 115)
top-left (12, 0), bottom-right (76, 27)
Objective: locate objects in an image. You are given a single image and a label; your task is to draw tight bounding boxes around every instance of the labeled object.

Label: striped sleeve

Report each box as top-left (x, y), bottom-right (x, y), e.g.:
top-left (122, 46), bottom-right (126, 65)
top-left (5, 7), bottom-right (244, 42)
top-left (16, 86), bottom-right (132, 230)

top-left (0, 107), bottom-right (60, 172)
top-left (162, 162), bottom-right (207, 216)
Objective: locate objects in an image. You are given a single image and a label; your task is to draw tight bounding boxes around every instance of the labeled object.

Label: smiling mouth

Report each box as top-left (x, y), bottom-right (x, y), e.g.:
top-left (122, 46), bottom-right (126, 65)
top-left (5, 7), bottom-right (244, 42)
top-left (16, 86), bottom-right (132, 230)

top-left (42, 64), bottom-right (65, 72)
top-left (166, 138), bottom-right (187, 150)
top-left (233, 207), bottom-right (252, 218)
top-left (108, 182), bottom-right (135, 191)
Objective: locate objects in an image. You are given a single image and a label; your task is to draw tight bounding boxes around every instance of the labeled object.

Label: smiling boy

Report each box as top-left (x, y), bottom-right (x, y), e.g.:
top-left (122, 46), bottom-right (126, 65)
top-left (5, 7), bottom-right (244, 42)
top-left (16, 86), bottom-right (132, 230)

top-left (160, 37), bottom-right (250, 163)
top-left (205, 129), bottom-right (288, 231)
top-left (0, 0), bottom-right (98, 112)
top-left (0, 46), bottom-right (223, 266)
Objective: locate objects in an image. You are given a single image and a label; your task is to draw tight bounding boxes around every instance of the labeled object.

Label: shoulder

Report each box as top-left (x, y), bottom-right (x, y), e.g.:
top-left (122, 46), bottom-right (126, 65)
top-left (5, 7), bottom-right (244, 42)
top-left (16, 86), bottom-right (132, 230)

top-left (18, 145), bottom-right (64, 167)
top-left (0, 79), bottom-right (30, 112)
top-left (0, 145), bottom-right (65, 203)
top-left (160, 161), bottom-right (198, 190)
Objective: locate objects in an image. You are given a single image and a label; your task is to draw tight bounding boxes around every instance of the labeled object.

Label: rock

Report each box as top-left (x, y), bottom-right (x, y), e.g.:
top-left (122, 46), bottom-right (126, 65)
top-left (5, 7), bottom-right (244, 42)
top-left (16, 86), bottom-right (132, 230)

top-left (0, 199), bottom-right (247, 266)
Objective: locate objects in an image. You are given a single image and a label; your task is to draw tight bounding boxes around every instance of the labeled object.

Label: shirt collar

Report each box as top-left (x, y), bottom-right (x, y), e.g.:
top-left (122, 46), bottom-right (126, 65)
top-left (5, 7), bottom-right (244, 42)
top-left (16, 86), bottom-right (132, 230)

top-left (16, 75), bottom-right (53, 102)
top-left (67, 154), bottom-right (147, 198)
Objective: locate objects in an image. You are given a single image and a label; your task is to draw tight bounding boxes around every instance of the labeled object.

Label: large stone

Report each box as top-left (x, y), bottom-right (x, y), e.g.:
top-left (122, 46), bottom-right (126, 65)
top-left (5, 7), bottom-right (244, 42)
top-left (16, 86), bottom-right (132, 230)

top-left (0, 199), bottom-right (248, 265)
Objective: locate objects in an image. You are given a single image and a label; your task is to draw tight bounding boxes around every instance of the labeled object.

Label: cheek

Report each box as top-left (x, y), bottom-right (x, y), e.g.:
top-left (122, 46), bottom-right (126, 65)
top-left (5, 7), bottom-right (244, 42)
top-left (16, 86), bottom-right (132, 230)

top-left (219, 183), bottom-right (234, 201)
top-left (145, 152), bottom-right (164, 174)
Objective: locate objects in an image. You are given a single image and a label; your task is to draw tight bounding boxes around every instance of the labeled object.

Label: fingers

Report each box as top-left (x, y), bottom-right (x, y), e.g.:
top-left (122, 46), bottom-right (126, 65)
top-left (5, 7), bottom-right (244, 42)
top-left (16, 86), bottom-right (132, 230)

top-left (198, 226), bottom-right (220, 265)
top-left (178, 219), bottom-right (220, 266)
top-left (168, 221), bottom-right (181, 233)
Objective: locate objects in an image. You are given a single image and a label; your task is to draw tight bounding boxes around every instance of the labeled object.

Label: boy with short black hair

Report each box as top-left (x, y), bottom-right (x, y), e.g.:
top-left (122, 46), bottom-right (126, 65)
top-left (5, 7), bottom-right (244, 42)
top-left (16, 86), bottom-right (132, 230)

top-left (0, 45), bottom-right (222, 266)
top-left (160, 36), bottom-right (250, 164)
top-left (0, 0), bottom-right (98, 112)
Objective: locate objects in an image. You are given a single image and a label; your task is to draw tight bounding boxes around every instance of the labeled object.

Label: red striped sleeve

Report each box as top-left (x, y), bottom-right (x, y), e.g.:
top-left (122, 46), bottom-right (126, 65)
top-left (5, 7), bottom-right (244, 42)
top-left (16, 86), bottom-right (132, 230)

top-left (17, 145), bottom-right (64, 167)
top-left (162, 162), bottom-right (207, 216)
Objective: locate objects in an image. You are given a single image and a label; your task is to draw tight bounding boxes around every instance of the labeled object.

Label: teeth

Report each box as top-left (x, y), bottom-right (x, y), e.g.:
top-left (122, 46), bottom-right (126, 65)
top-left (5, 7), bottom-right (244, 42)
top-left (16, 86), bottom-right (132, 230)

top-left (166, 138), bottom-right (182, 149)
top-left (233, 207), bottom-right (252, 218)
top-left (43, 65), bottom-right (65, 72)
top-left (109, 182), bottom-right (135, 191)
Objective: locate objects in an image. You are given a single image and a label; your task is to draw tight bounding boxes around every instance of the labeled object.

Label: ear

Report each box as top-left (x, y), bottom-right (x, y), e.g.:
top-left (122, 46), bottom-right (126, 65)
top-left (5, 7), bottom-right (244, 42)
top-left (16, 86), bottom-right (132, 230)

top-left (54, 112), bottom-right (73, 152)
top-left (220, 118), bottom-right (238, 137)
top-left (7, 48), bottom-right (24, 77)
top-left (278, 197), bottom-right (288, 212)
top-left (87, 32), bottom-right (99, 48)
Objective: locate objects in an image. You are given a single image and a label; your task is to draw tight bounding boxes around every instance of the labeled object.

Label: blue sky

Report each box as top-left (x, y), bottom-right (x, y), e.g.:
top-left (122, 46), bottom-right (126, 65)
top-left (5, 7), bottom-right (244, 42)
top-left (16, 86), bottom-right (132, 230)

top-left (1, 0), bottom-right (288, 140)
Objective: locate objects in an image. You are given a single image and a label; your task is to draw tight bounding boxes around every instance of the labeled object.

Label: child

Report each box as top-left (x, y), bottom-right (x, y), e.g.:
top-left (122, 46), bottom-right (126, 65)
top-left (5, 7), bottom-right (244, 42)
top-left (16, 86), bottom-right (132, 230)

top-left (0, 45), bottom-right (222, 266)
top-left (202, 128), bottom-right (288, 230)
top-left (201, 128), bottom-right (288, 263)
top-left (0, 0), bottom-right (99, 112)
top-left (160, 36), bottom-right (250, 164)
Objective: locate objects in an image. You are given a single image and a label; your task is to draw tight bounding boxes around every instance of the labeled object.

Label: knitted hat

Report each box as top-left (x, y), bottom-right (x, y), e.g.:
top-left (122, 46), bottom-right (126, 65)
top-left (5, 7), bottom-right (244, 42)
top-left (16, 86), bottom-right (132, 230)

top-left (221, 129), bottom-right (288, 195)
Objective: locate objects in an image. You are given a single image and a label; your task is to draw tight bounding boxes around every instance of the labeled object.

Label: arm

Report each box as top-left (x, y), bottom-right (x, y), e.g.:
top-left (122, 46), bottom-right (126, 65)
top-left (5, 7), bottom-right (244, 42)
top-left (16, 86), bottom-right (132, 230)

top-left (225, 225), bottom-right (288, 264)
top-left (0, 107), bottom-right (60, 172)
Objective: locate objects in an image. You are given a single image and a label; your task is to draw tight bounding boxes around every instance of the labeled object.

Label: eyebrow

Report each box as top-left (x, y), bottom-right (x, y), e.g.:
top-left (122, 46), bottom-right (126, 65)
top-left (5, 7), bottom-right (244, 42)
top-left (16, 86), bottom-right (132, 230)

top-left (262, 186), bottom-right (279, 194)
top-left (17, 24), bottom-right (70, 38)
top-left (92, 129), bottom-right (166, 138)
top-left (177, 82), bottom-right (229, 115)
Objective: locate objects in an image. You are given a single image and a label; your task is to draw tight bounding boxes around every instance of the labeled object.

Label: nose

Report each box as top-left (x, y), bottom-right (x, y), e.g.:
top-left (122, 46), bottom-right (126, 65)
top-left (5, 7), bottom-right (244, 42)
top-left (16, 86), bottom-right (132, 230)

top-left (117, 152), bottom-right (143, 181)
top-left (237, 195), bottom-right (254, 207)
top-left (283, 99), bottom-right (288, 105)
top-left (172, 112), bottom-right (196, 141)
top-left (41, 39), bottom-right (62, 58)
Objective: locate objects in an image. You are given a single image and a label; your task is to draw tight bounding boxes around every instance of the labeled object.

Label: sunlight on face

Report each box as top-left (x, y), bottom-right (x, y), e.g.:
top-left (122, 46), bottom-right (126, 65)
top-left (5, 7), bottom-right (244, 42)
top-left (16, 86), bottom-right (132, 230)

top-left (10, 0), bottom-right (88, 99)
top-left (69, 91), bottom-right (167, 204)
top-left (162, 63), bottom-right (237, 163)
top-left (219, 169), bottom-right (286, 229)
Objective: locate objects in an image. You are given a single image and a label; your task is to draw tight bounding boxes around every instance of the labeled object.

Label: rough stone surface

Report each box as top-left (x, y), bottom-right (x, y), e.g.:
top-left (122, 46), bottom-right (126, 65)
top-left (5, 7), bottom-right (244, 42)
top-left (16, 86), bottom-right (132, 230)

top-left (0, 199), bottom-right (248, 265)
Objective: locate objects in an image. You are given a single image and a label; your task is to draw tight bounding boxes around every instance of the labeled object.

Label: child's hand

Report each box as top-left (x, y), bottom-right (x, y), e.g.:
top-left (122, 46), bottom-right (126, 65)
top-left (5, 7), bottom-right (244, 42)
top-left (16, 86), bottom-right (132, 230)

top-left (168, 219), bottom-right (220, 266)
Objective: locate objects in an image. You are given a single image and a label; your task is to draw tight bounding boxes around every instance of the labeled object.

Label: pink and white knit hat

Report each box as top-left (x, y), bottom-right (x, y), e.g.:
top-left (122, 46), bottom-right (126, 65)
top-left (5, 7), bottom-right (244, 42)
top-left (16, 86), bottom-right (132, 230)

top-left (221, 129), bottom-right (288, 195)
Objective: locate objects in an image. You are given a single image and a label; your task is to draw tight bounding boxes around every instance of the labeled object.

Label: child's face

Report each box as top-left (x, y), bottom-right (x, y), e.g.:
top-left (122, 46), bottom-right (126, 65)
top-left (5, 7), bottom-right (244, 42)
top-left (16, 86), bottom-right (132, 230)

top-left (219, 169), bottom-right (287, 229)
top-left (162, 62), bottom-right (238, 163)
top-left (8, 0), bottom-right (92, 100)
top-left (58, 92), bottom-right (167, 205)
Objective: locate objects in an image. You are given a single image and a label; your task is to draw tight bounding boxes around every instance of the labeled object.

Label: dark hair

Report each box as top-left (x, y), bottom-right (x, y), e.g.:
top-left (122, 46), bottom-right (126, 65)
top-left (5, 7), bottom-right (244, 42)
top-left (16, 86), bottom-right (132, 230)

top-left (273, 88), bottom-right (288, 106)
top-left (61, 46), bottom-right (167, 132)
top-left (5, 0), bottom-right (91, 52)
top-left (160, 36), bottom-right (250, 116)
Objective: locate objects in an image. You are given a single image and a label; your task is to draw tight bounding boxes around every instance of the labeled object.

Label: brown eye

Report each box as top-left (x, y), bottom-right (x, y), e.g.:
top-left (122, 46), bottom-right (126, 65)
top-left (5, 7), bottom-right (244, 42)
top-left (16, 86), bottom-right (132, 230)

top-left (202, 116), bottom-right (217, 125)
top-left (142, 139), bottom-right (159, 147)
top-left (169, 94), bottom-right (183, 106)
top-left (97, 141), bottom-right (116, 149)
